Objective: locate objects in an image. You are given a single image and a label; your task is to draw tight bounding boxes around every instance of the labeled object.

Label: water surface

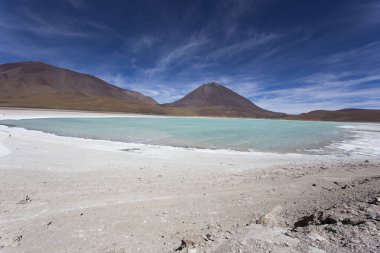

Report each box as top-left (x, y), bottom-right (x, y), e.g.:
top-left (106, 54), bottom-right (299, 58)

top-left (0, 117), bottom-right (356, 154)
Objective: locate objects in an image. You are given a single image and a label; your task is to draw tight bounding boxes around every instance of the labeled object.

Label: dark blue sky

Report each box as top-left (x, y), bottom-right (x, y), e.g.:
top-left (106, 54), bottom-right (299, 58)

top-left (1, 0), bottom-right (379, 113)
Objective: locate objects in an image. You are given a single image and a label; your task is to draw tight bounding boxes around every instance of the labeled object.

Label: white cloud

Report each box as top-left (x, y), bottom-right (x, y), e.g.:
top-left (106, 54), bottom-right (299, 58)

top-left (252, 73), bottom-right (380, 114)
top-left (144, 36), bottom-right (209, 76)
top-left (98, 73), bottom-right (191, 103)
top-left (0, 5), bottom-right (109, 39)
top-left (205, 33), bottom-right (279, 61)
top-left (100, 73), bottom-right (126, 87)
top-left (129, 34), bottom-right (157, 53)
top-left (324, 41), bottom-right (380, 65)
top-left (64, 0), bottom-right (86, 9)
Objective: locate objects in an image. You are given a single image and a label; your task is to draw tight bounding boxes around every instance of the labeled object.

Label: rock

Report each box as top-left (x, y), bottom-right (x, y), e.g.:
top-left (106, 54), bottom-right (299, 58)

top-left (312, 183), bottom-right (317, 186)
top-left (175, 240), bottom-right (187, 251)
top-left (293, 211), bottom-right (338, 228)
top-left (47, 221), bottom-right (52, 226)
top-left (260, 205), bottom-right (283, 226)
top-left (364, 160), bottom-right (369, 163)
top-left (324, 226), bottom-right (337, 233)
top-left (341, 218), bottom-right (366, 226)
top-left (16, 195), bottom-right (31, 205)
top-left (285, 231), bottom-right (295, 238)
top-left (320, 215), bottom-right (338, 225)
top-left (187, 248), bottom-right (197, 253)
top-left (183, 237), bottom-right (196, 248)
top-left (13, 235), bottom-right (22, 242)
top-left (308, 232), bottom-right (327, 242)
top-left (368, 197), bottom-right (380, 205)
top-left (293, 212), bottom-right (323, 229)
top-left (202, 233), bottom-right (213, 241)
top-left (175, 237), bottom-right (198, 252)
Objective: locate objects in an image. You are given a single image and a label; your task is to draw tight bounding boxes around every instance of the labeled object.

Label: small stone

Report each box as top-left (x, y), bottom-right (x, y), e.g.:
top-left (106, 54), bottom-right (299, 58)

top-left (175, 240), bottom-right (186, 251)
top-left (175, 237), bottom-right (197, 251)
top-left (342, 218), bottom-right (366, 226)
top-left (260, 206), bottom-right (283, 226)
top-left (188, 248), bottom-right (197, 253)
top-left (368, 197), bottom-right (380, 205)
top-left (16, 195), bottom-right (31, 205)
top-left (308, 232), bottom-right (327, 242)
top-left (320, 215), bottom-right (338, 225)
top-left (13, 235), bottom-right (22, 242)
top-left (202, 233), bottom-right (213, 241)
top-left (285, 231), bottom-right (294, 237)
top-left (324, 226), bottom-right (337, 233)
top-left (293, 212), bottom-right (323, 228)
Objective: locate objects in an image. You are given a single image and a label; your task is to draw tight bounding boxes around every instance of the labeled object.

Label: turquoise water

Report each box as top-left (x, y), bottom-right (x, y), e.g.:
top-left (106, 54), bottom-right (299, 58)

top-left (0, 117), bottom-right (353, 153)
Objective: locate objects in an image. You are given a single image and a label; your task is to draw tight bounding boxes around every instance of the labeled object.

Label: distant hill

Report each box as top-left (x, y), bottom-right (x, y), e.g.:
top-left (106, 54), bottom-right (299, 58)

top-left (164, 82), bottom-right (286, 118)
top-left (287, 109), bottom-right (380, 122)
top-left (0, 61), bottom-right (163, 114)
top-left (1, 61), bottom-right (379, 122)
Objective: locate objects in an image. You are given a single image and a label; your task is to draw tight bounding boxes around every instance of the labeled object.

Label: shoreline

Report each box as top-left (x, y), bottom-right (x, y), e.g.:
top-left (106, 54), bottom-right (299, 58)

top-left (0, 108), bottom-right (379, 252)
top-left (0, 124), bottom-right (314, 171)
top-left (2, 107), bottom-right (380, 124)
top-left (0, 109), bottom-right (380, 155)
top-left (1, 108), bottom-right (380, 158)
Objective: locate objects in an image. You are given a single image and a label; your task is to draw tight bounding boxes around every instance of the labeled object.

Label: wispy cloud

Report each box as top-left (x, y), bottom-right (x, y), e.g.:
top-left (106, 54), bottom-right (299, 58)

top-left (144, 36), bottom-right (209, 76)
top-left (0, 9), bottom-right (90, 38)
top-left (324, 41), bottom-right (380, 66)
top-left (64, 0), bottom-right (87, 9)
top-left (252, 73), bottom-right (380, 114)
top-left (205, 33), bottom-right (279, 61)
top-left (128, 34), bottom-right (157, 53)
top-left (0, 3), bottom-right (115, 40)
top-left (99, 72), bottom-right (194, 103)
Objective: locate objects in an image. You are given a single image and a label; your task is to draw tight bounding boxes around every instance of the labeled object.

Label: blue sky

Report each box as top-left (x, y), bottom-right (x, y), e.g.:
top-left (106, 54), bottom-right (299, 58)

top-left (0, 0), bottom-right (379, 113)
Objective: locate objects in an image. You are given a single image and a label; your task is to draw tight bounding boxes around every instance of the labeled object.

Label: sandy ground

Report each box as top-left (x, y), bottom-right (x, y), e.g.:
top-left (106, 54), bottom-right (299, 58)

top-left (0, 108), bottom-right (379, 253)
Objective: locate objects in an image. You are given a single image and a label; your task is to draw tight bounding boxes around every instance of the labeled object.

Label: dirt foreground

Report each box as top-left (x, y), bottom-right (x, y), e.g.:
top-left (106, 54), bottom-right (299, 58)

top-left (0, 109), bottom-right (379, 253)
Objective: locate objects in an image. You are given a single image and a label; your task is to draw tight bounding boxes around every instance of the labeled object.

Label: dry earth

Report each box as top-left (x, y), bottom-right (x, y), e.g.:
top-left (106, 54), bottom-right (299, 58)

top-left (0, 109), bottom-right (379, 253)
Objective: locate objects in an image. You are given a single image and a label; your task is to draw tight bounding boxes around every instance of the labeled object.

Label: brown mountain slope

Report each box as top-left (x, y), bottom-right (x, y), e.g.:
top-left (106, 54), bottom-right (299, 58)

top-left (2, 62), bottom-right (377, 121)
top-left (164, 82), bottom-right (286, 118)
top-left (287, 109), bottom-right (380, 122)
top-left (123, 90), bottom-right (157, 105)
top-left (0, 61), bottom-right (163, 114)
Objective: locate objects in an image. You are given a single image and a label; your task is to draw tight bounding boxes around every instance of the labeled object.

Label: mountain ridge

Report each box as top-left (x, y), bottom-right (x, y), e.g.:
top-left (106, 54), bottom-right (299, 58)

top-left (1, 61), bottom-right (379, 122)
top-left (287, 108), bottom-right (380, 123)
top-left (164, 82), bottom-right (286, 118)
top-left (0, 61), bottom-right (164, 114)
top-left (0, 61), bottom-right (157, 105)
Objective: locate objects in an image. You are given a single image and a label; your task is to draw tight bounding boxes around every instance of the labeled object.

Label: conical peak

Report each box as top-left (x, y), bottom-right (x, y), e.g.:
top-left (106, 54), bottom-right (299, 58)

top-left (201, 82), bottom-right (222, 88)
